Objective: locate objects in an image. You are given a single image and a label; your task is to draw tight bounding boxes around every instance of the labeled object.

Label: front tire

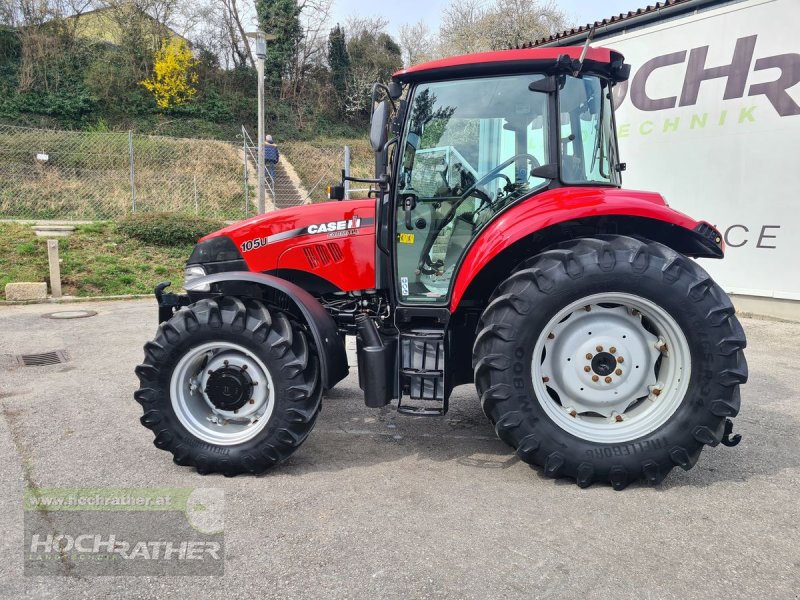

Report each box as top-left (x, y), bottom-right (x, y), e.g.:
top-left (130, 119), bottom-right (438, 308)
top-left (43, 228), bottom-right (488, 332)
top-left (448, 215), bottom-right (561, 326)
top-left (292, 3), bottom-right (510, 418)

top-left (135, 296), bottom-right (321, 476)
top-left (473, 236), bottom-right (747, 489)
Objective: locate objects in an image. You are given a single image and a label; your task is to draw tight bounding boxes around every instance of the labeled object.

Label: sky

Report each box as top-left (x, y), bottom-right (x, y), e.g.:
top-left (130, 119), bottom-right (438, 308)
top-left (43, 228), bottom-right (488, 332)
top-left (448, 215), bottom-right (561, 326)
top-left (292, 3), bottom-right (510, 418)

top-left (329, 0), bottom-right (645, 37)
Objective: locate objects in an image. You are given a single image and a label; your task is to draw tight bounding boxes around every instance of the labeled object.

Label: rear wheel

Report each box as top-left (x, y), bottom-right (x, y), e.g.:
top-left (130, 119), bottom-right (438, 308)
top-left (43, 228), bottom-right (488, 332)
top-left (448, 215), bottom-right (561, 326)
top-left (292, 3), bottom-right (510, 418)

top-left (135, 296), bottom-right (321, 476)
top-left (473, 235), bottom-right (747, 489)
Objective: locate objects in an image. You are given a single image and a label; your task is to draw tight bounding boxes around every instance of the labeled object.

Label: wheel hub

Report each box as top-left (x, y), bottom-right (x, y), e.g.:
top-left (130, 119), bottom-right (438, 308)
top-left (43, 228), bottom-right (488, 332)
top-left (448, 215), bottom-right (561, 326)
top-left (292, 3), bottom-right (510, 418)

top-left (170, 343), bottom-right (275, 446)
top-left (590, 352), bottom-right (617, 376)
top-left (532, 293), bottom-right (691, 444)
top-left (540, 304), bottom-right (659, 417)
top-left (204, 366), bottom-right (253, 412)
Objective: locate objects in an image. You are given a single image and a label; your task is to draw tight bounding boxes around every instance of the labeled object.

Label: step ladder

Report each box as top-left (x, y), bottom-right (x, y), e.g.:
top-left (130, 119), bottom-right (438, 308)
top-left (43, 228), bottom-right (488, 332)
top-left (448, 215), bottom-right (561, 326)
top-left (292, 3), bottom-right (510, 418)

top-left (397, 330), bottom-right (447, 416)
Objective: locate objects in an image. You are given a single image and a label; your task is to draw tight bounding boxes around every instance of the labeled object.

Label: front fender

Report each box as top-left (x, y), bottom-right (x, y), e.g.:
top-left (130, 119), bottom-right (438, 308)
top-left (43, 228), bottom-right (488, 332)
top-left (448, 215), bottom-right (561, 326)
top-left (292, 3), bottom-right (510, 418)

top-left (449, 187), bottom-right (723, 311)
top-left (185, 271), bottom-right (348, 390)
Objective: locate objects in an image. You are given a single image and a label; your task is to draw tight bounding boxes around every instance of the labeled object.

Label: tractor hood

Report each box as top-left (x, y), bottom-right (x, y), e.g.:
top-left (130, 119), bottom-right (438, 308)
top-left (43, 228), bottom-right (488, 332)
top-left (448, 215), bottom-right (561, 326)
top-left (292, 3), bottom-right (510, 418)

top-left (189, 199), bottom-right (377, 294)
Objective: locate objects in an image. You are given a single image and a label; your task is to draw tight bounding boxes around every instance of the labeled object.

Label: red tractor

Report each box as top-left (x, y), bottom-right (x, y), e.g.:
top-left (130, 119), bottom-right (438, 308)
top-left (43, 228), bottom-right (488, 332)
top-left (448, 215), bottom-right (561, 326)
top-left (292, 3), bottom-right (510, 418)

top-left (135, 46), bottom-right (747, 489)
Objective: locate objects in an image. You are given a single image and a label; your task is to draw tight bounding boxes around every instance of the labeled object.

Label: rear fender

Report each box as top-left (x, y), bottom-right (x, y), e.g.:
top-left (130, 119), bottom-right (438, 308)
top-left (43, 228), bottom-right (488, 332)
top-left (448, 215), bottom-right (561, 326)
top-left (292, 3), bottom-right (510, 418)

top-left (185, 271), bottom-right (348, 390)
top-left (450, 187), bottom-right (724, 311)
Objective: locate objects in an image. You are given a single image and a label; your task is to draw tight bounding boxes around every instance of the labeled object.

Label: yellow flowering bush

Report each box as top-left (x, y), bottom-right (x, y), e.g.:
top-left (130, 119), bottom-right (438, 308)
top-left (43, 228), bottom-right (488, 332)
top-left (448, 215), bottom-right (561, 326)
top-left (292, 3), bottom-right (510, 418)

top-left (141, 38), bottom-right (200, 109)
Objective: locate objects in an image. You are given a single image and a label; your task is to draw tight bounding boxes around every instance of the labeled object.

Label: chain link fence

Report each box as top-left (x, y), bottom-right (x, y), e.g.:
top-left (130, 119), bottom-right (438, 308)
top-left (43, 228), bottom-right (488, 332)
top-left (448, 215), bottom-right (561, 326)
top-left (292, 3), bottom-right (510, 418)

top-left (242, 129), bottom-right (370, 210)
top-left (0, 124), bottom-right (369, 222)
top-left (0, 124), bottom-right (253, 221)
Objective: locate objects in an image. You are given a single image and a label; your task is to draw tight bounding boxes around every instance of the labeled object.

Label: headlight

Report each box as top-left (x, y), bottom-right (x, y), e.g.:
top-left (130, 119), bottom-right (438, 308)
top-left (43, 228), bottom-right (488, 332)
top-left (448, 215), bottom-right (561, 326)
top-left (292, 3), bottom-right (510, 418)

top-left (184, 265), bottom-right (210, 292)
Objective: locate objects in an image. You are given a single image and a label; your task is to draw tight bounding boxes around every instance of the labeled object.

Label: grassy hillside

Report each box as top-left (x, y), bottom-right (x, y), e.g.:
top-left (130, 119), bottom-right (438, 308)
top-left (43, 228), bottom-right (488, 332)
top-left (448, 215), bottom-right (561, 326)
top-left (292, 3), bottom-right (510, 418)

top-left (0, 222), bottom-right (193, 299)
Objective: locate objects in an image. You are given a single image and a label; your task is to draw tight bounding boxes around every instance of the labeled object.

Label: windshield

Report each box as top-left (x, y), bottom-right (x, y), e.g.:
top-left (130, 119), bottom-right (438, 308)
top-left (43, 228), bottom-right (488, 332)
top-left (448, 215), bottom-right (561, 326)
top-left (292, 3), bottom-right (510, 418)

top-left (559, 75), bottom-right (620, 185)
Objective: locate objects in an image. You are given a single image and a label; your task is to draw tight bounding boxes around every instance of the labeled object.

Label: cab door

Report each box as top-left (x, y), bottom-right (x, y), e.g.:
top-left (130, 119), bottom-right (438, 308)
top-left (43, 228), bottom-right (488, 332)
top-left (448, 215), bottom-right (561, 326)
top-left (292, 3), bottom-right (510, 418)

top-left (393, 75), bottom-right (551, 305)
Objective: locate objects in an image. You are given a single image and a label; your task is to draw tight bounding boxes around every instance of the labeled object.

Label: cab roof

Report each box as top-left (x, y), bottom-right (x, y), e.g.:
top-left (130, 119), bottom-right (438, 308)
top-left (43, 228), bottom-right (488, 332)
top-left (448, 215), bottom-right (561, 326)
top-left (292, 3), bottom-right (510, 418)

top-left (393, 46), bottom-right (625, 83)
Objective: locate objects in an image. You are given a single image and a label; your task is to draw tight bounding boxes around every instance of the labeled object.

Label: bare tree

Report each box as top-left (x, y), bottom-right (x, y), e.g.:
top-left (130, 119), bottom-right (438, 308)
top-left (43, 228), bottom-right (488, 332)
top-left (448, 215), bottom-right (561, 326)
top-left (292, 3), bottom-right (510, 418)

top-left (3, 0), bottom-right (95, 92)
top-left (398, 19), bottom-right (435, 67)
top-left (282, 0), bottom-right (333, 124)
top-left (289, 0), bottom-right (332, 86)
top-left (439, 0), bottom-right (566, 55)
top-left (438, 0), bottom-right (487, 56)
top-left (343, 14), bottom-right (388, 39)
top-left (482, 0), bottom-right (567, 49)
top-left (175, 0), bottom-right (256, 69)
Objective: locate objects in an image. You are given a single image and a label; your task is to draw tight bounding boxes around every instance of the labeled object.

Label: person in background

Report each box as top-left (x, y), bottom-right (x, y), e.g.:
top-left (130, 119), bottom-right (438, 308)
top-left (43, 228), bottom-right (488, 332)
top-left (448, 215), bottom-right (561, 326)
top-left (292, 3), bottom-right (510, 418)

top-left (264, 135), bottom-right (279, 183)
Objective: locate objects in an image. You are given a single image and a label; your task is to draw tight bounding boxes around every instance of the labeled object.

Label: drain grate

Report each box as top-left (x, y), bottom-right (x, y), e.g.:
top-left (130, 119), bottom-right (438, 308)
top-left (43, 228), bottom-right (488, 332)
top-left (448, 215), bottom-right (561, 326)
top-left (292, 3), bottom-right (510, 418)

top-left (16, 350), bottom-right (69, 367)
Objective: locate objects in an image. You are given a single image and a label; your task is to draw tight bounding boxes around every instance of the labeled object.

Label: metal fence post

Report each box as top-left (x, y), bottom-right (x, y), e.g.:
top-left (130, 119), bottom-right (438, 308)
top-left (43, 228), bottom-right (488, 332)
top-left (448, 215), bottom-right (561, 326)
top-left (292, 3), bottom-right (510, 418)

top-left (343, 145), bottom-right (351, 200)
top-left (242, 125), bottom-right (249, 217)
top-left (128, 130), bottom-right (136, 212)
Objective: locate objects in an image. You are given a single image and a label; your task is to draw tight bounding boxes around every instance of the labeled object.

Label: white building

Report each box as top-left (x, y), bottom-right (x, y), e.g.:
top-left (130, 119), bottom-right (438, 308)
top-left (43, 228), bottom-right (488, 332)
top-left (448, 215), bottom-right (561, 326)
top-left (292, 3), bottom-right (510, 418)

top-left (538, 0), bottom-right (799, 320)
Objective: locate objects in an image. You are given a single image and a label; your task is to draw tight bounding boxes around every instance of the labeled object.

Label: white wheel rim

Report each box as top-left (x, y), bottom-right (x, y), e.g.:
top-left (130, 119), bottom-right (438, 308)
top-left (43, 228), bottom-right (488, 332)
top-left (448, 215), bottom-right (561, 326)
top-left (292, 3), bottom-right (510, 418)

top-left (531, 292), bottom-right (691, 444)
top-left (170, 342), bottom-right (275, 446)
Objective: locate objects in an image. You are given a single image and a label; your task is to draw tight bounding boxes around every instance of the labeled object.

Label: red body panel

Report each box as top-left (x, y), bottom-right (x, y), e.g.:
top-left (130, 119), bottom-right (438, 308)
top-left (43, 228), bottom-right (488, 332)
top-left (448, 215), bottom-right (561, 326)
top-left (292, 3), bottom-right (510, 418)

top-left (448, 187), bottom-right (708, 311)
top-left (202, 199), bottom-right (376, 292)
top-left (394, 47), bottom-right (618, 81)
top-left (200, 189), bottom-right (711, 305)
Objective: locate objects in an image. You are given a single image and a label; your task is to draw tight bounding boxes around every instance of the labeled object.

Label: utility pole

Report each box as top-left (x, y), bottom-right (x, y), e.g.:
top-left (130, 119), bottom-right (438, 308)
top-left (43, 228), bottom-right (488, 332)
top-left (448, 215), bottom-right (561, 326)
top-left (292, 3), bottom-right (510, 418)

top-left (247, 30), bottom-right (276, 215)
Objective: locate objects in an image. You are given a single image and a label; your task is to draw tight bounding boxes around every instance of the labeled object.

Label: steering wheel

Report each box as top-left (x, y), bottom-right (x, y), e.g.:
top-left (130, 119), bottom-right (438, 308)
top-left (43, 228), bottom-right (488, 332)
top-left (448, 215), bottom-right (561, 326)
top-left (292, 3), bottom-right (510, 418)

top-left (458, 153), bottom-right (541, 205)
top-left (415, 153), bottom-right (541, 278)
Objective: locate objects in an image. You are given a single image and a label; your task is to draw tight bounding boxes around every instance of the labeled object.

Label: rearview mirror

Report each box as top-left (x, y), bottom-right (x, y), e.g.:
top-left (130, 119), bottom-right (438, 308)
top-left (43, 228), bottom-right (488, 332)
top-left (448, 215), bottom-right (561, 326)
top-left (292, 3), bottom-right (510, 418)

top-left (370, 100), bottom-right (390, 153)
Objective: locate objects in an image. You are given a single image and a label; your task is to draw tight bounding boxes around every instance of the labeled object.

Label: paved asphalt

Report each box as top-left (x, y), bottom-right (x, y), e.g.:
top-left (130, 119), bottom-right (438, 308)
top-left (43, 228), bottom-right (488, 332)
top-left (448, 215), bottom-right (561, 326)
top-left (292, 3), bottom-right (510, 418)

top-left (0, 299), bottom-right (798, 599)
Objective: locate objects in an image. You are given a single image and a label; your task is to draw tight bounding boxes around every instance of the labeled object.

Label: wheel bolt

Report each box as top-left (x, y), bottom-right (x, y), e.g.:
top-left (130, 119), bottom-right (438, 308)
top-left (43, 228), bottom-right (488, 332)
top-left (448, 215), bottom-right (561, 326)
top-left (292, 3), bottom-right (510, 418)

top-left (586, 353), bottom-right (593, 360)
top-left (596, 345), bottom-right (603, 352)
top-left (604, 376), bottom-right (613, 384)
top-left (542, 376), bottom-right (550, 383)
top-left (592, 375), bottom-right (599, 382)
top-left (583, 366), bottom-right (591, 372)
top-left (568, 409), bottom-right (577, 417)
top-left (547, 332), bottom-right (555, 340)
top-left (609, 346), bottom-right (617, 354)
top-left (615, 369), bottom-right (622, 376)
top-left (614, 414), bottom-right (624, 423)
top-left (584, 305), bottom-right (592, 312)
top-left (617, 356), bottom-right (624, 364)
top-left (652, 388), bottom-right (662, 397)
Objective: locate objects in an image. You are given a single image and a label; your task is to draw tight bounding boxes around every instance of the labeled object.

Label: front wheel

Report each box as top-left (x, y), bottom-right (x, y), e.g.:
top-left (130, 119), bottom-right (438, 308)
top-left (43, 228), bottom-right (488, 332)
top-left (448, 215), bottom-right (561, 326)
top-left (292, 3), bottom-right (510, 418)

top-left (473, 235), bottom-right (747, 489)
top-left (134, 297), bottom-right (321, 476)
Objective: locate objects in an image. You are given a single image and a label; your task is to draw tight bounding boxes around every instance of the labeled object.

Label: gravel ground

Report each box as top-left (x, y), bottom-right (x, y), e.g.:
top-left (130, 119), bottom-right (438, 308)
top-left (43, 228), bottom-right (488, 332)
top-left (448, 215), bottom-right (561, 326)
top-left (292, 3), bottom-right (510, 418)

top-left (0, 299), bottom-right (798, 599)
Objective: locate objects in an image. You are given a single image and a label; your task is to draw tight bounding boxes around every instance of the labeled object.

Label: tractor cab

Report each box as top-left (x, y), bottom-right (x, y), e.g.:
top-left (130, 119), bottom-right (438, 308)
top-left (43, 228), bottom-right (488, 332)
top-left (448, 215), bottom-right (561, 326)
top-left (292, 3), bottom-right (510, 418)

top-left (356, 48), bottom-right (630, 312)
top-left (332, 47), bottom-right (634, 414)
top-left (390, 70), bottom-right (620, 303)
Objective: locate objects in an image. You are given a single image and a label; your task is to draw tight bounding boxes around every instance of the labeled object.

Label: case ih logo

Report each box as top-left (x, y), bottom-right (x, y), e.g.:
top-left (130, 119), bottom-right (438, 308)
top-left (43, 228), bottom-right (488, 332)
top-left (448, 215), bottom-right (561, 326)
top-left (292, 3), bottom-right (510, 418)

top-left (307, 217), bottom-right (362, 235)
top-left (240, 217), bottom-right (364, 253)
top-left (614, 35), bottom-right (800, 117)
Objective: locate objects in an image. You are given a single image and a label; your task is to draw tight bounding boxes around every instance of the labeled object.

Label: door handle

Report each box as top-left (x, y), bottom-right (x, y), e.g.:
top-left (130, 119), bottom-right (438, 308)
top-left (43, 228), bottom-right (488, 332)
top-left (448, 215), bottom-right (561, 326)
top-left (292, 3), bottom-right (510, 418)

top-left (401, 195), bottom-right (417, 231)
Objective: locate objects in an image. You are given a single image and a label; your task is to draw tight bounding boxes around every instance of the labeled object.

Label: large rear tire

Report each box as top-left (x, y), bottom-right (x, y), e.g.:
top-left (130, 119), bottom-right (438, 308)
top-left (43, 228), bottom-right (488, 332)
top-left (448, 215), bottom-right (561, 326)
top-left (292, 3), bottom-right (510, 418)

top-left (473, 235), bottom-right (747, 489)
top-left (135, 296), bottom-right (321, 476)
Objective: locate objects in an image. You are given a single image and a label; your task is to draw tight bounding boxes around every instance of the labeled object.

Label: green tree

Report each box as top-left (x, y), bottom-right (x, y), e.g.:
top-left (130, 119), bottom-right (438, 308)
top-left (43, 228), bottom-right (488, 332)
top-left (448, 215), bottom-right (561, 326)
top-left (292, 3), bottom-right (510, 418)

top-left (255, 0), bottom-right (302, 94)
top-left (327, 24), bottom-right (350, 109)
top-left (345, 28), bottom-right (403, 117)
